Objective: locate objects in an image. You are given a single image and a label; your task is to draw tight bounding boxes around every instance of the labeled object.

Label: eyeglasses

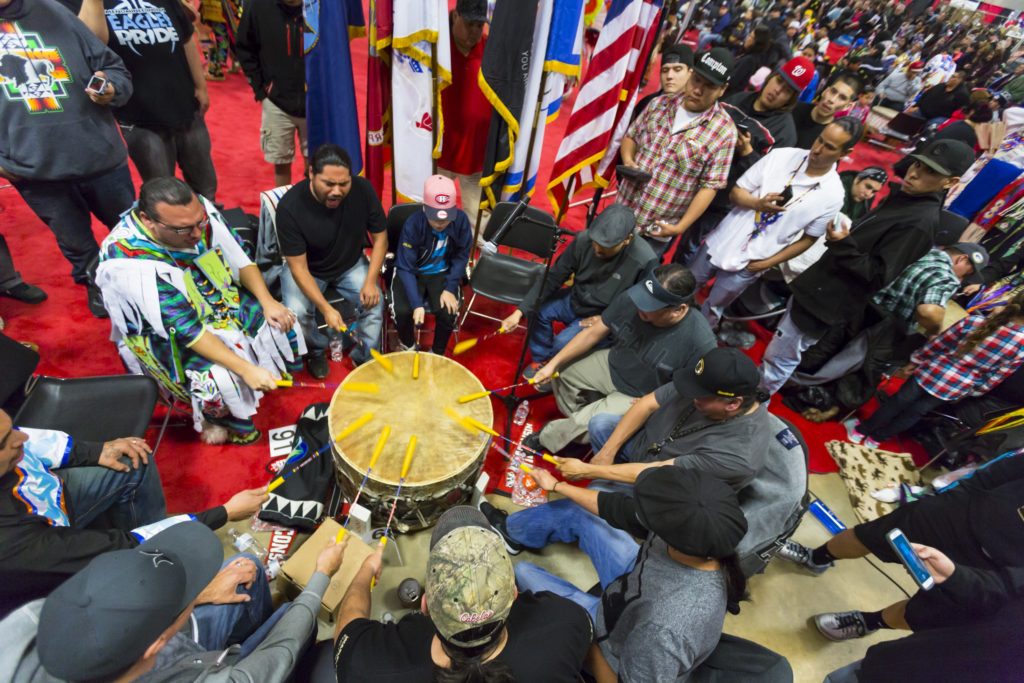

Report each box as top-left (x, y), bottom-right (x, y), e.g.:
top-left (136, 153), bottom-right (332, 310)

top-left (151, 213), bottom-right (210, 235)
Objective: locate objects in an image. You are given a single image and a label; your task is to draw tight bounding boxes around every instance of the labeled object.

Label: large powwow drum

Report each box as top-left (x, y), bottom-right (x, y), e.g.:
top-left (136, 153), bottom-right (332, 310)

top-left (329, 351), bottom-right (493, 532)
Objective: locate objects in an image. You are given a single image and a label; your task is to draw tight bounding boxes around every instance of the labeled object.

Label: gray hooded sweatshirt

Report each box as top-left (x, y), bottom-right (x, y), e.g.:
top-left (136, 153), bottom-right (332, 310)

top-left (0, 0), bottom-right (132, 180)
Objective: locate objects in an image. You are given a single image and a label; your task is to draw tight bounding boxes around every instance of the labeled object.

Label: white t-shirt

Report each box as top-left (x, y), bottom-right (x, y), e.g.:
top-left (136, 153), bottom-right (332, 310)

top-left (705, 147), bottom-right (845, 272)
top-left (672, 106), bottom-right (701, 134)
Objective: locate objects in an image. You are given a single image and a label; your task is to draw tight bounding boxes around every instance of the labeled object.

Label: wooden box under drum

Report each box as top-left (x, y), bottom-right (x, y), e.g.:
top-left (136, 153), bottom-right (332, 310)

top-left (329, 351), bottom-right (494, 532)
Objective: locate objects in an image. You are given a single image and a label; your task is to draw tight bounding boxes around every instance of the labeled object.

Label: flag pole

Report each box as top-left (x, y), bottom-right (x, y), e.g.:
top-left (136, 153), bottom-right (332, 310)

top-left (555, 174), bottom-right (575, 224)
top-left (431, 40), bottom-right (439, 175)
top-left (519, 68), bottom-right (549, 203)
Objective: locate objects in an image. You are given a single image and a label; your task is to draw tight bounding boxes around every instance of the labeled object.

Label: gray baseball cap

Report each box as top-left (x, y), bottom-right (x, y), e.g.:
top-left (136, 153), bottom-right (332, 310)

top-left (589, 204), bottom-right (636, 247)
top-left (37, 522), bottom-right (223, 680)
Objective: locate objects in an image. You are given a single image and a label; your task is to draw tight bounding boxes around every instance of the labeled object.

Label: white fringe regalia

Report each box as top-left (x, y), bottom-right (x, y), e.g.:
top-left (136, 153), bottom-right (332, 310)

top-left (96, 198), bottom-right (306, 432)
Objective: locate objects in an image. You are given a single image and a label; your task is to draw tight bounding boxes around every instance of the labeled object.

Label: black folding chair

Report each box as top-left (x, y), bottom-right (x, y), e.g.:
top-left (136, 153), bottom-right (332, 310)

top-left (459, 201), bottom-right (560, 329)
top-left (14, 375), bottom-right (159, 442)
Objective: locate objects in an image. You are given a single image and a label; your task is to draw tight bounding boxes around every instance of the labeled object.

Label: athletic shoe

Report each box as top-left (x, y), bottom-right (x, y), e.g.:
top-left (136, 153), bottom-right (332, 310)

top-left (521, 432), bottom-right (544, 455)
top-left (0, 282), bottom-right (47, 304)
top-left (717, 327), bottom-right (757, 349)
top-left (86, 283), bottom-right (108, 318)
top-left (776, 540), bottom-right (832, 575)
top-left (307, 352), bottom-right (329, 379)
top-left (478, 501), bottom-right (524, 555)
top-left (842, 417), bottom-right (878, 448)
top-left (814, 611), bottom-right (871, 641)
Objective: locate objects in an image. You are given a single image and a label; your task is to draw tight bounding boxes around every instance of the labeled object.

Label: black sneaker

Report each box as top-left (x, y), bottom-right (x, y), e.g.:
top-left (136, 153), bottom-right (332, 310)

top-left (478, 500), bottom-right (525, 555)
top-left (0, 282), bottom-right (47, 304)
top-left (86, 283), bottom-right (108, 318)
top-left (307, 352), bottom-right (329, 379)
top-left (521, 432), bottom-right (544, 454)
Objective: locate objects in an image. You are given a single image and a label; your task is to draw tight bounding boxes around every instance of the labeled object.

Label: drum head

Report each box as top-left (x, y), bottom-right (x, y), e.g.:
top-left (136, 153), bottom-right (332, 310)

top-left (329, 351), bottom-right (494, 487)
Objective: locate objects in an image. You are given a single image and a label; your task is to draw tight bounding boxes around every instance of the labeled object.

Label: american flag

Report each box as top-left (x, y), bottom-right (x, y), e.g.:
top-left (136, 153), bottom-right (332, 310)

top-left (545, 0), bottom-right (663, 219)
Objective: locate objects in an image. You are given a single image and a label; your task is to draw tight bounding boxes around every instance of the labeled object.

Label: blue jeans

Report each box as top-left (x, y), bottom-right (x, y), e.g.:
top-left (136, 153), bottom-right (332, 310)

top-left (760, 301), bottom-right (825, 395)
top-left (508, 499), bottom-right (639, 620)
top-left (59, 456), bottom-right (167, 530)
top-left (688, 241), bottom-right (763, 329)
top-left (529, 290), bottom-right (583, 362)
top-left (588, 413), bottom-right (644, 463)
top-left (13, 163), bottom-right (135, 284)
top-left (193, 553), bottom-right (275, 650)
top-left (281, 257), bottom-right (383, 364)
top-left (698, 31), bottom-right (722, 51)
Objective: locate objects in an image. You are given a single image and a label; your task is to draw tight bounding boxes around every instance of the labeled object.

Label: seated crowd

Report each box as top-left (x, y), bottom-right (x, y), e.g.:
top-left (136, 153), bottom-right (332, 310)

top-left (1, 0), bottom-right (1023, 680)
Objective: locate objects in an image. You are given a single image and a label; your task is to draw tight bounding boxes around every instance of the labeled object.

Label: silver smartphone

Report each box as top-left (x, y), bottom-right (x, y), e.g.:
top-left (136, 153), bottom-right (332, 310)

top-left (886, 528), bottom-right (935, 590)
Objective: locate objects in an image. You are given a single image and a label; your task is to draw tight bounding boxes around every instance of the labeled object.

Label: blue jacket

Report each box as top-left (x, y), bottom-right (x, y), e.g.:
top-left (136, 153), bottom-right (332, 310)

top-left (395, 210), bottom-right (472, 309)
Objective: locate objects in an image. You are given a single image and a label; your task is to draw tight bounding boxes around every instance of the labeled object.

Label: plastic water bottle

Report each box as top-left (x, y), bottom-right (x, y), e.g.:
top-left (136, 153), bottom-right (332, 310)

top-left (227, 528), bottom-right (269, 565)
top-left (513, 400), bottom-right (530, 426)
top-left (329, 332), bottom-right (345, 362)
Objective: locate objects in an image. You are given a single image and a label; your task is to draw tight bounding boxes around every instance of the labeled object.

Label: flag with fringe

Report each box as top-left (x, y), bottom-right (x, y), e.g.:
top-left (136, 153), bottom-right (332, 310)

top-left (365, 0), bottom-right (392, 197)
top-left (391, 0), bottom-right (451, 202)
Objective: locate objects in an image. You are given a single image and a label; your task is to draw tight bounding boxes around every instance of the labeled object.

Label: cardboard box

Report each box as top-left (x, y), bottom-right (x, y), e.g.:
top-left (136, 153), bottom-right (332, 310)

top-left (278, 518), bottom-right (374, 622)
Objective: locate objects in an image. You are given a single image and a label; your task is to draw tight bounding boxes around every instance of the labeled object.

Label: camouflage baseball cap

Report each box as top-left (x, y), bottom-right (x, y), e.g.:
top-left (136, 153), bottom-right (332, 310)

top-left (426, 506), bottom-right (515, 648)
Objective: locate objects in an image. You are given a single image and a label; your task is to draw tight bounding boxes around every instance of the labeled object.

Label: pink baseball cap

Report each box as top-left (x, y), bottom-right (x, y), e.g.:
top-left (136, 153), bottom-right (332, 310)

top-left (423, 175), bottom-right (458, 222)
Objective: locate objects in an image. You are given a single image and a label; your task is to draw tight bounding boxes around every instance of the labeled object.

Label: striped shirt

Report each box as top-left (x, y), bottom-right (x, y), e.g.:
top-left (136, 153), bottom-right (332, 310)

top-left (618, 96), bottom-right (736, 239)
top-left (911, 315), bottom-right (1024, 401)
top-left (873, 248), bottom-right (961, 332)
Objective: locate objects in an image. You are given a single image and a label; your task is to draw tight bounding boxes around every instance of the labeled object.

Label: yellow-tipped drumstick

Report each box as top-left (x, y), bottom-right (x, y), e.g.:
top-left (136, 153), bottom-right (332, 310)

top-left (336, 527), bottom-right (347, 543)
top-left (372, 436), bottom-right (418, 590)
top-left (412, 352), bottom-right (420, 380)
top-left (456, 373), bottom-right (560, 403)
top-left (336, 412), bottom-right (375, 441)
top-left (343, 423), bottom-right (390, 519)
top-left (369, 349), bottom-right (394, 373)
top-left (452, 327), bottom-right (506, 356)
top-left (369, 426), bottom-right (392, 464)
top-left (342, 382), bottom-right (379, 394)
top-left (400, 436), bottom-right (417, 478)
top-left (268, 412), bottom-right (375, 491)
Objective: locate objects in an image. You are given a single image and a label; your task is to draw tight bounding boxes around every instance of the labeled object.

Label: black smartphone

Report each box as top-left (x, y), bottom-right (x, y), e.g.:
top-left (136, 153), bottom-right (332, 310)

top-left (777, 184), bottom-right (794, 206)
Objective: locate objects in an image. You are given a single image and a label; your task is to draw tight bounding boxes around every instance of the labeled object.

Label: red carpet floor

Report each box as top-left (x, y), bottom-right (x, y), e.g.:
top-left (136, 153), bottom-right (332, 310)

top-left (0, 28), bottom-right (923, 512)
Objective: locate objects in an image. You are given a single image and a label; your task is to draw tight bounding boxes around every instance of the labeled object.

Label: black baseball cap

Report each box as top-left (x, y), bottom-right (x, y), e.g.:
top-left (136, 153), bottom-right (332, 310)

top-left (456, 0), bottom-right (488, 22)
top-left (37, 522), bottom-right (223, 680)
top-left (692, 47), bottom-right (734, 86)
top-left (589, 204), bottom-right (636, 247)
top-left (673, 347), bottom-right (760, 399)
top-left (933, 209), bottom-right (969, 246)
top-left (634, 468), bottom-right (747, 557)
top-left (951, 242), bottom-right (990, 284)
top-left (910, 139), bottom-right (975, 177)
top-left (661, 43), bottom-right (694, 67)
top-left (626, 269), bottom-right (695, 311)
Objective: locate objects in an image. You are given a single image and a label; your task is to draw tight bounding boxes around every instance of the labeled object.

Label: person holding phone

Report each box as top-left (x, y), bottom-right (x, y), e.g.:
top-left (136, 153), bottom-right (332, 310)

top-left (688, 117), bottom-right (859, 331)
top-left (759, 139), bottom-right (976, 395)
top-left (0, 0), bottom-right (136, 318)
top-left (775, 448), bottom-right (1024, 642)
top-left (618, 48), bottom-right (738, 257)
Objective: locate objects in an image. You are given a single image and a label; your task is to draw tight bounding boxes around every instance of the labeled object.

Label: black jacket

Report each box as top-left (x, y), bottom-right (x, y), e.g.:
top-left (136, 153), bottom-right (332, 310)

top-left (789, 190), bottom-right (943, 332)
top-left (724, 91), bottom-right (797, 149)
top-left (916, 83), bottom-right (969, 121)
top-left (520, 231), bottom-right (658, 318)
top-left (0, 437), bottom-right (226, 617)
top-left (235, 0), bottom-right (305, 117)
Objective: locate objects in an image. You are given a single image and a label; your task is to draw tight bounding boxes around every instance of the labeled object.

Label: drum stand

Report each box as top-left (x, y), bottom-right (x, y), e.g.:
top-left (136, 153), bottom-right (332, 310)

top-left (493, 221), bottom-right (567, 439)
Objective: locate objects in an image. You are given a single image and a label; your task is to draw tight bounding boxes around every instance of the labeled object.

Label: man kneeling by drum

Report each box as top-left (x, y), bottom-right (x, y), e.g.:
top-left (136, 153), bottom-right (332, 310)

top-left (332, 506), bottom-right (593, 681)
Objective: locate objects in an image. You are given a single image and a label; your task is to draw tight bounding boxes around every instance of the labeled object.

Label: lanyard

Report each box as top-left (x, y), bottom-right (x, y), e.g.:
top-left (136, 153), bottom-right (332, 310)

top-left (747, 156), bottom-right (821, 244)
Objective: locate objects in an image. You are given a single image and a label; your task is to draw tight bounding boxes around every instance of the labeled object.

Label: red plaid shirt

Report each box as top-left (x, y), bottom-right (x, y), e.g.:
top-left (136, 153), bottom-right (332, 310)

top-left (618, 95), bottom-right (737, 231)
top-left (911, 315), bottom-right (1024, 401)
